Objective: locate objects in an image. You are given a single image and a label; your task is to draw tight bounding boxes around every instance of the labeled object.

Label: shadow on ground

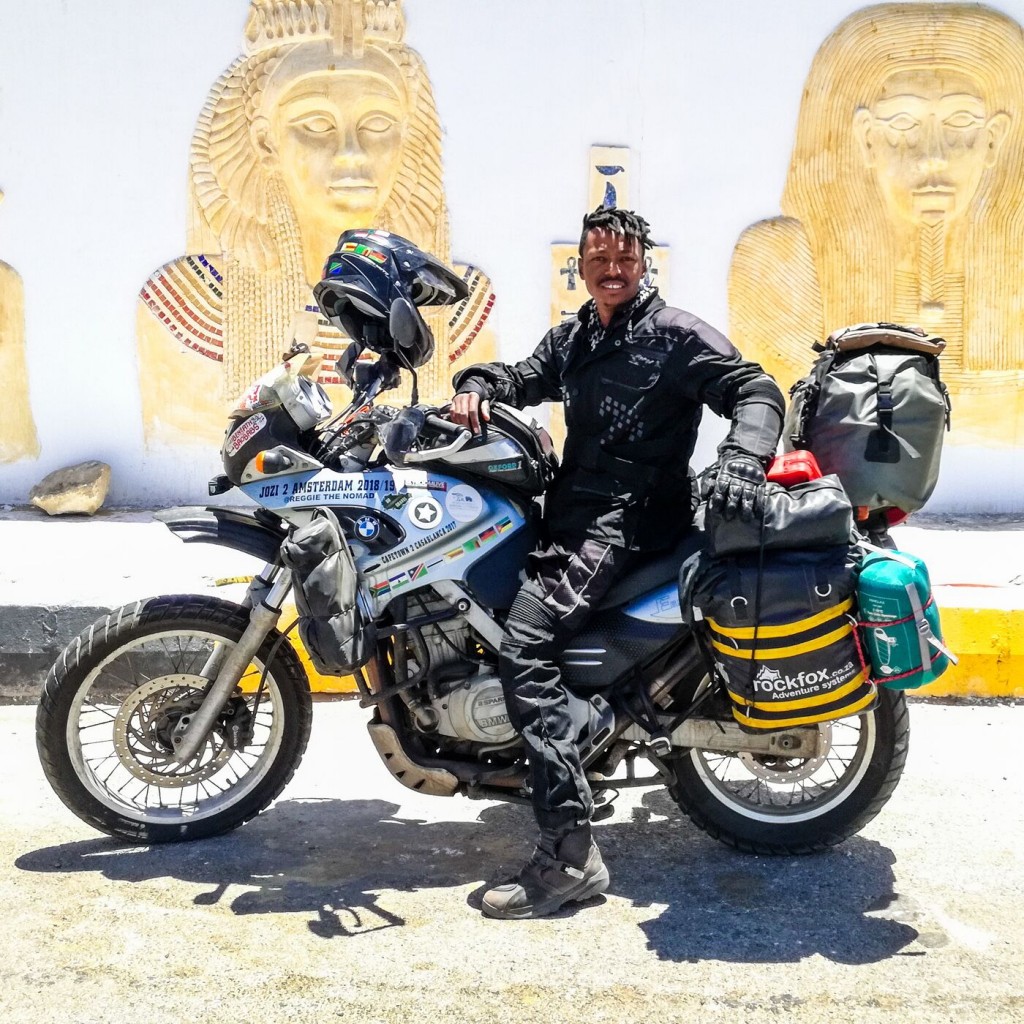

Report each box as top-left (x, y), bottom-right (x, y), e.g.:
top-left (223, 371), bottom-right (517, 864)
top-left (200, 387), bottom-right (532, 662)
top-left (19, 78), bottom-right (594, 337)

top-left (16, 790), bottom-right (917, 963)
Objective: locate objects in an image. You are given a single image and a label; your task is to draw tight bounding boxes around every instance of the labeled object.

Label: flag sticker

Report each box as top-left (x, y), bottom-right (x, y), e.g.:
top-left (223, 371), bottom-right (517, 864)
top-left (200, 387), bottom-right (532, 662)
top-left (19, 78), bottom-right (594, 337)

top-left (340, 241), bottom-right (388, 265)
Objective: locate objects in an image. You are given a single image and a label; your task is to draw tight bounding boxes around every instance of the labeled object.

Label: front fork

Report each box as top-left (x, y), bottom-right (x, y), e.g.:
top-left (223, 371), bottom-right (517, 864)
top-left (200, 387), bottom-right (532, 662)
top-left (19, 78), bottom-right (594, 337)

top-left (171, 563), bottom-right (293, 762)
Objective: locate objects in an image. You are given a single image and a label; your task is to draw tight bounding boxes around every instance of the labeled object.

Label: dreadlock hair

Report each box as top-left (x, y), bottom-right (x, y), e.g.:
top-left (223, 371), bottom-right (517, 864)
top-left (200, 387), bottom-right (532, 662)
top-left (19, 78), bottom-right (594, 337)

top-left (578, 206), bottom-right (654, 257)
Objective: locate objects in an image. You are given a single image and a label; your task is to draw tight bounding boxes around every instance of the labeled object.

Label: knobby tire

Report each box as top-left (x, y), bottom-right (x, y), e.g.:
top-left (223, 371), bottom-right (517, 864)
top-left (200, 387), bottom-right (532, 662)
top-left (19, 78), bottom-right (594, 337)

top-left (36, 595), bottom-right (313, 844)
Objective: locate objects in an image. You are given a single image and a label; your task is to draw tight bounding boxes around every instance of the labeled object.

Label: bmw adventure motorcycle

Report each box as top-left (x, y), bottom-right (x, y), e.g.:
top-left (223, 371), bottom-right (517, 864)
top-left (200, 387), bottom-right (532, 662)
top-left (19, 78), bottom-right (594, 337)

top-left (36, 231), bottom-right (908, 855)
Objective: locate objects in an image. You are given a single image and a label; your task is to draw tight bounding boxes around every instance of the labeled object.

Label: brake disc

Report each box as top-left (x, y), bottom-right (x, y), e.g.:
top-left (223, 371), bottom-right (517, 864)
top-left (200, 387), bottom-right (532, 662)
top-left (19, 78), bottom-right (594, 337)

top-left (737, 722), bottom-right (832, 783)
top-left (112, 675), bottom-right (232, 786)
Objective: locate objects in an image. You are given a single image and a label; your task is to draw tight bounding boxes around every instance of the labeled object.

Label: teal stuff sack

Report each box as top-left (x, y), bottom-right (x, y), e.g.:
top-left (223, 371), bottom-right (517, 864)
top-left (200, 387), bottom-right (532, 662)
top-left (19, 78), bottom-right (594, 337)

top-left (856, 549), bottom-right (955, 689)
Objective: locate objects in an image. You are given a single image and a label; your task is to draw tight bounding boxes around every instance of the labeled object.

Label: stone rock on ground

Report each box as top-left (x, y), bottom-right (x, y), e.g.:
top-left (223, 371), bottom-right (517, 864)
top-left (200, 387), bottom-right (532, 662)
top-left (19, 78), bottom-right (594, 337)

top-left (29, 460), bottom-right (111, 516)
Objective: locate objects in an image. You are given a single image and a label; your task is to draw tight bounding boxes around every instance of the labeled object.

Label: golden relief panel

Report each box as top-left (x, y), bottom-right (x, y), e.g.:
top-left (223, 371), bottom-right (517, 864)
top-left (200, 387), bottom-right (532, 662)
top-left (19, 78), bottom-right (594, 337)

top-left (728, 2), bottom-right (1024, 443)
top-left (138, 0), bottom-right (495, 448)
top-left (0, 189), bottom-right (38, 463)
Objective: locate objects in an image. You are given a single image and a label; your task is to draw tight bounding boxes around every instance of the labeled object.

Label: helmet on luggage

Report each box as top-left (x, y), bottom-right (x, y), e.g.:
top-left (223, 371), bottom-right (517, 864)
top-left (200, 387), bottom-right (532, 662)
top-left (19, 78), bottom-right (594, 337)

top-left (313, 229), bottom-right (469, 369)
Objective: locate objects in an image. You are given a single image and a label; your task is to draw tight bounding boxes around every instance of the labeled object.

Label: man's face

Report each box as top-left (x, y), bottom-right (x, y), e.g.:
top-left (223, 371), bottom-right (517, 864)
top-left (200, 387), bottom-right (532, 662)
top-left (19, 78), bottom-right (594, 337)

top-left (578, 228), bottom-right (644, 316)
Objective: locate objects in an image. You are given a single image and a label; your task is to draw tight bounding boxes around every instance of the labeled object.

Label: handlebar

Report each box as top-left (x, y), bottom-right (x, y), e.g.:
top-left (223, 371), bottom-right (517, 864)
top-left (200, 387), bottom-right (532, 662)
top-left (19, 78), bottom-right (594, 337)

top-left (403, 416), bottom-right (473, 464)
top-left (424, 413), bottom-right (469, 439)
top-left (319, 401), bottom-right (478, 469)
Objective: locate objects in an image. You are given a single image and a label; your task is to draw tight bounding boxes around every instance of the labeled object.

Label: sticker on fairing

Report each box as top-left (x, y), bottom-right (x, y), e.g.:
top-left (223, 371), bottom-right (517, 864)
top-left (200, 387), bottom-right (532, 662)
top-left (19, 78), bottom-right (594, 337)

top-left (355, 516), bottom-right (380, 541)
top-left (446, 484), bottom-right (483, 523)
top-left (238, 384), bottom-right (276, 413)
top-left (383, 492), bottom-right (411, 511)
top-left (392, 468), bottom-right (448, 492)
top-left (408, 495), bottom-right (443, 530)
top-left (225, 413), bottom-right (267, 456)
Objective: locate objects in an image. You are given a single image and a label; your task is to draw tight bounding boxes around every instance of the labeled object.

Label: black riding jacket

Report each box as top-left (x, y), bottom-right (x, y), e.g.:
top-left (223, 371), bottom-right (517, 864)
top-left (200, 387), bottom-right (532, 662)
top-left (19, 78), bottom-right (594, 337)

top-left (453, 290), bottom-right (784, 553)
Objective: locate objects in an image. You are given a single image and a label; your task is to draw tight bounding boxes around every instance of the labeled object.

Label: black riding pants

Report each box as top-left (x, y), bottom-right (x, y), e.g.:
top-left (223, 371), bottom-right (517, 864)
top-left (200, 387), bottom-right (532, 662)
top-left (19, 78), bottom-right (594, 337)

top-left (498, 538), bottom-right (634, 838)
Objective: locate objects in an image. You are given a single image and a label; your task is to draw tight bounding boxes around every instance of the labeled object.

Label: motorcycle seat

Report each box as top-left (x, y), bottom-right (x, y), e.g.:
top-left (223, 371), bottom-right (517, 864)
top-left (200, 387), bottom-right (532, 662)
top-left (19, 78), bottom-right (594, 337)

top-left (597, 528), bottom-right (704, 611)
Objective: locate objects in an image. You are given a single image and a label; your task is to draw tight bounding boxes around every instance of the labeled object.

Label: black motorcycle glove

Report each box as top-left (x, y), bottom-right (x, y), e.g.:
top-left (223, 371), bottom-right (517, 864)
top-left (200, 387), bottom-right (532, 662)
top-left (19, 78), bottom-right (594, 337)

top-left (703, 452), bottom-right (767, 522)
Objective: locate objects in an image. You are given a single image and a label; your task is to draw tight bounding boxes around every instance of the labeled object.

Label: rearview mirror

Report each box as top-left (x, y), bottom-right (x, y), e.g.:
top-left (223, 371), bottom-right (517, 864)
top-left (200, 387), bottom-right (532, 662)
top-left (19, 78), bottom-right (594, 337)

top-left (389, 297), bottom-right (420, 351)
top-left (353, 352), bottom-right (401, 394)
top-left (335, 342), bottom-right (362, 388)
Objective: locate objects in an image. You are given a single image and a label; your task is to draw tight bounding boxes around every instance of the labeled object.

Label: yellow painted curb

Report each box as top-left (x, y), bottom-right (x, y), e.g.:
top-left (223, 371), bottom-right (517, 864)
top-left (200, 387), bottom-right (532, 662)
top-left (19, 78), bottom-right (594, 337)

top-left (917, 604), bottom-right (1024, 699)
top-left (281, 601), bottom-right (359, 695)
top-left (292, 643), bottom-right (358, 695)
top-left (289, 600), bottom-right (1024, 699)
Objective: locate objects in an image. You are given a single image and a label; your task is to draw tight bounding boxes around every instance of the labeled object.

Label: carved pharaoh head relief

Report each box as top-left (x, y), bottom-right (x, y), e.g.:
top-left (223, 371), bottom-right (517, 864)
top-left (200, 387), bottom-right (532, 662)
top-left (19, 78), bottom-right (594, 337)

top-left (260, 52), bottom-right (408, 225)
top-left (248, 2), bottom-right (411, 236)
top-left (854, 67), bottom-right (1010, 228)
top-left (728, 2), bottom-right (1024, 450)
top-left (139, 0), bottom-right (493, 443)
top-left (192, 0), bottom-right (447, 278)
top-left (777, 3), bottom-right (1024, 379)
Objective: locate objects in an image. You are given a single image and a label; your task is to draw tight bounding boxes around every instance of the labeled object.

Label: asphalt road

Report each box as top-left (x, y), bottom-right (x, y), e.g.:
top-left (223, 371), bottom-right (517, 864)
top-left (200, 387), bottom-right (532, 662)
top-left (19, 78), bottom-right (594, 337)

top-left (2, 699), bottom-right (1022, 1024)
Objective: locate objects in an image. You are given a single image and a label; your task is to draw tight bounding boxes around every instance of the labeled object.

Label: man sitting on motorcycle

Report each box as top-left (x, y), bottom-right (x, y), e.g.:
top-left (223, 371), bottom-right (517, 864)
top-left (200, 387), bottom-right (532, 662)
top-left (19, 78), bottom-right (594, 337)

top-left (449, 206), bottom-right (785, 919)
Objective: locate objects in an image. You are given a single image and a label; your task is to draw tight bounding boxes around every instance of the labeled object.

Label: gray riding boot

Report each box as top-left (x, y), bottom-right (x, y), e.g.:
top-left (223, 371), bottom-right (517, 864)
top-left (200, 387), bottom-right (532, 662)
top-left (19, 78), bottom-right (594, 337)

top-left (481, 826), bottom-right (609, 920)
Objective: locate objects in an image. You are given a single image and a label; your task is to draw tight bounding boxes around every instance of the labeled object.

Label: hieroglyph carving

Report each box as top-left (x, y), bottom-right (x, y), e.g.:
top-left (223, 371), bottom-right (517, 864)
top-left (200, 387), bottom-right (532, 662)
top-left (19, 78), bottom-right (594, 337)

top-left (138, 0), bottom-right (494, 447)
top-left (729, 3), bottom-right (1024, 443)
top-left (0, 189), bottom-right (39, 463)
top-left (588, 146), bottom-right (631, 212)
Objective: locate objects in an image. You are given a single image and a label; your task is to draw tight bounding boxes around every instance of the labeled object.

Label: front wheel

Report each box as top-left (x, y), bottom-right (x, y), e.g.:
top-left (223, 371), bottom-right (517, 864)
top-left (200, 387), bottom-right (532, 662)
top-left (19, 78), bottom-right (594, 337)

top-left (36, 595), bottom-right (312, 843)
top-left (667, 686), bottom-right (909, 854)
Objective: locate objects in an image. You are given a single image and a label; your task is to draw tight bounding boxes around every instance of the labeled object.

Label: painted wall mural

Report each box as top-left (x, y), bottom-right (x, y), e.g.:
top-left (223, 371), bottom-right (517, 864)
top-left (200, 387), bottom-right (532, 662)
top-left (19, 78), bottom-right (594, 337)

top-left (729, 3), bottom-right (1024, 445)
top-left (137, 0), bottom-right (494, 448)
top-left (0, 189), bottom-right (38, 463)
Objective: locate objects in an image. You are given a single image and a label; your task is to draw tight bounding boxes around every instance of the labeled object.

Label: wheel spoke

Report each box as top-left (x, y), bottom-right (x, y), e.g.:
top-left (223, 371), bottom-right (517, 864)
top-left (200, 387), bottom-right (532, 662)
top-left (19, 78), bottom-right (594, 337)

top-left (80, 701), bottom-right (118, 722)
top-left (59, 619), bottom-right (293, 828)
top-left (690, 712), bottom-right (875, 821)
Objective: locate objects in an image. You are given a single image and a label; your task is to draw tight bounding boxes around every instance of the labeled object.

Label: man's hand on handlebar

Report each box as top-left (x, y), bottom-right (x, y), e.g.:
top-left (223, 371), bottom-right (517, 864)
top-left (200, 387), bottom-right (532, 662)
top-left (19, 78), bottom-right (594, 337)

top-left (449, 391), bottom-right (491, 436)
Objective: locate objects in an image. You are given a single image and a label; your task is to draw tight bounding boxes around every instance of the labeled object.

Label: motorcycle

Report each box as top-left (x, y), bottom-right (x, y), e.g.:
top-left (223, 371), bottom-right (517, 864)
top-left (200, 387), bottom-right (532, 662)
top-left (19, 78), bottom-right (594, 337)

top-left (35, 234), bottom-right (908, 856)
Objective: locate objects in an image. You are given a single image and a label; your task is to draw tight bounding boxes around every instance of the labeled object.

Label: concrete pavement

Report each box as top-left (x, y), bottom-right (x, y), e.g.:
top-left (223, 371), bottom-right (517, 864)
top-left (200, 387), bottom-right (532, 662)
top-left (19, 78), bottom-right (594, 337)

top-left (3, 699), bottom-right (1023, 1023)
top-left (0, 505), bottom-right (1022, 699)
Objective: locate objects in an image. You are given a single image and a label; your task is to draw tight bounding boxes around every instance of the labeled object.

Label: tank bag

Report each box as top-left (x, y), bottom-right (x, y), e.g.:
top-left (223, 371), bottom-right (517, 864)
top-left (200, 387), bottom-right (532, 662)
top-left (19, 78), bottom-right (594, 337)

top-left (855, 548), bottom-right (956, 690)
top-left (784, 322), bottom-right (951, 514)
top-left (683, 546), bottom-right (878, 733)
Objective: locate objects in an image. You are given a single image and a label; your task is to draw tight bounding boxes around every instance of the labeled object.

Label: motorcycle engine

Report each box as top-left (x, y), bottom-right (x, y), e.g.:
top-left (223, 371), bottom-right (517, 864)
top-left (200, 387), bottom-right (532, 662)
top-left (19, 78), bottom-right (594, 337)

top-left (429, 673), bottom-right (516, 745)
top-left (406, 594), bottom-right (517, 745)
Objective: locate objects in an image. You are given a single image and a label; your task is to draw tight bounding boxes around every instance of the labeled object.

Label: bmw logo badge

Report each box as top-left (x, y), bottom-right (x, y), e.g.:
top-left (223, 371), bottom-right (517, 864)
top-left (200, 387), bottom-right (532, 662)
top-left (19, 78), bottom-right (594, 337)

top-left (355, 515), bottom-right (380, 541)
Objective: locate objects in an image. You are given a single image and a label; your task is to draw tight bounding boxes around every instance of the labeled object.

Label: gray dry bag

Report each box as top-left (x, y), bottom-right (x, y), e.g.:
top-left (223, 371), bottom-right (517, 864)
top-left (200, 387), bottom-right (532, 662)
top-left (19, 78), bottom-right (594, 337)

top-left (279, 508), bottom-right (376, 676)
top-left (784, 322), bottom-right (951, 514)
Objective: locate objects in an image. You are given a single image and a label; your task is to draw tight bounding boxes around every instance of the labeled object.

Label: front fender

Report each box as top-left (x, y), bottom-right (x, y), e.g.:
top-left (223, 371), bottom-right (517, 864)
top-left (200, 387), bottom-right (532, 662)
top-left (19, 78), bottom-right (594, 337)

top-left (154, 506), bottom-right (287, 562)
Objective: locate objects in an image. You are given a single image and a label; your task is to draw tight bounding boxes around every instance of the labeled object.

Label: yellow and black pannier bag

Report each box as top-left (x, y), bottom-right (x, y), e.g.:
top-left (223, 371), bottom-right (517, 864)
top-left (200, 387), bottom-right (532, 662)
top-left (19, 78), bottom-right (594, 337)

top-left (682, 545), bottom-right (877, 732)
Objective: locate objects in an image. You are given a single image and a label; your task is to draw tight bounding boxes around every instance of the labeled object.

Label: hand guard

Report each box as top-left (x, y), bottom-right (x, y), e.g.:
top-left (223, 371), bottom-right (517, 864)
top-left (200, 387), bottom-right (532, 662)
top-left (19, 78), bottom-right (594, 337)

top-left (703, 453), bottom-right (767, 522)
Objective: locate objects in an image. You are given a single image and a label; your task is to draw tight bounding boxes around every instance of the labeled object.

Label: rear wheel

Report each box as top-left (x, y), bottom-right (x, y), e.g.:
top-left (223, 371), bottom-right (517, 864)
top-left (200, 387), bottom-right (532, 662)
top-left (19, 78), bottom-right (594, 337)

top-left (667, 686), bottom-right (909, 854)
top-left (36, 595), bottom-right (312, 843)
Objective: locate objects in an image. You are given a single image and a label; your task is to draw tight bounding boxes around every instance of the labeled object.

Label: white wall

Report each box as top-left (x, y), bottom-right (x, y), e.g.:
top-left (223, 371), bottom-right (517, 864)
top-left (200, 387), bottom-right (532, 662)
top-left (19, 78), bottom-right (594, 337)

top-left (0, 0), bottom-right (1019, 510)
